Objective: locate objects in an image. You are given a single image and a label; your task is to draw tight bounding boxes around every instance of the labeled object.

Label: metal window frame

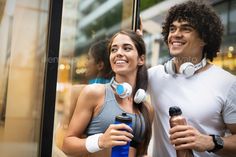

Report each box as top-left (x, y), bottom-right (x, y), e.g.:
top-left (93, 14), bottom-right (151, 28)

top-left (38, 0), bottom-right (63, 156)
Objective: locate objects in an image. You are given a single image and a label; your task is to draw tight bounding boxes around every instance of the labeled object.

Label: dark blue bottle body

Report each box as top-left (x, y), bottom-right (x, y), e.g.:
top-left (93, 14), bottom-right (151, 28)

top-left (111, 113), bottom-right (132, 157)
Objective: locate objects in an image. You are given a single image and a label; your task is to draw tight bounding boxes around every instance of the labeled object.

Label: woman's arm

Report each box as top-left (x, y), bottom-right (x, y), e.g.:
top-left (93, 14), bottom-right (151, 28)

top-left (62, 84), bottom-right (134, 156)
top-left (62, 84), bottom-right (102, 156)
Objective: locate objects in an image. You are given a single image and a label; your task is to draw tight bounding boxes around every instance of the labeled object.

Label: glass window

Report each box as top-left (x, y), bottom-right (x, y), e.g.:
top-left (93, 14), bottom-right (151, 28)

top-left (0, 0), bottom-right (50, 157)
top-left (52, 0), bottom-right (135, 156)
top-left (229, 0), bottom-right (236, 34)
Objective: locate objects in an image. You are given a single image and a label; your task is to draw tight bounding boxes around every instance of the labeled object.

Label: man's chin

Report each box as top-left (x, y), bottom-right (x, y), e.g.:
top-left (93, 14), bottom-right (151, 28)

top-left (169, 52), bottom-right (182, 57)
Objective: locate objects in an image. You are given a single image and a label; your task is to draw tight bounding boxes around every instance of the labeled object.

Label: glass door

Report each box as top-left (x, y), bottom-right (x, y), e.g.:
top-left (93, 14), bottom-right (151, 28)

top-left (0, 0), bottom-right (50, 157)
top-left (52, 0), bottom-right (138, 156)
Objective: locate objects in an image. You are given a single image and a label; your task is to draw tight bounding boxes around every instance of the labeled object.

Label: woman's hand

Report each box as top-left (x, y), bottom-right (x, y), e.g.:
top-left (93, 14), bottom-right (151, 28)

top-left (99, 123), bottom-right (133, 149)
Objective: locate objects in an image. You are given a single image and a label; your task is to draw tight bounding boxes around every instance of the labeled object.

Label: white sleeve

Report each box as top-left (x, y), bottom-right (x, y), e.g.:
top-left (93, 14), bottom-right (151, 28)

top-left (223, 81), bottom-right (236, 124)
top-left (147, 65), bottom-right (162, 94)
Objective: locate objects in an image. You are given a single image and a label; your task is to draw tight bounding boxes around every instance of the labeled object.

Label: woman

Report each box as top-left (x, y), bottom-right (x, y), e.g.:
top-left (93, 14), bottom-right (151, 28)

top-left (69, 39), bottom-right (113, 121)
top-left (62, 30), bottom-right (153, 157)
top-left (85, 39), bottom-right (112, 84)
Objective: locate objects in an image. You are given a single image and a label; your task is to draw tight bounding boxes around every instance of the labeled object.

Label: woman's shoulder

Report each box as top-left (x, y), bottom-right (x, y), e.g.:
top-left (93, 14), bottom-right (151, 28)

top-left (81, 84), bottom-right (106, 98)
top-left (75, 84), bottom-right (107, 110)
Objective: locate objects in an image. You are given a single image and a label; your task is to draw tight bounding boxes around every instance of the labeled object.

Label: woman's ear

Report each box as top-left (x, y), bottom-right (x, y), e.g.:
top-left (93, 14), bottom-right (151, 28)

top-left (97, 61), bottom-right (104, 71)
top-left (138, 54), bottom-right (145, 66)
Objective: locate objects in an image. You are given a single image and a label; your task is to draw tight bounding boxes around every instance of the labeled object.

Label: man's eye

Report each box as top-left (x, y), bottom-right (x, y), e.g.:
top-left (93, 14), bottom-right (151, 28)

top-left (183, 27), bottom-right (192, 32)
top-left (169, 27), bottom-right (175, 32)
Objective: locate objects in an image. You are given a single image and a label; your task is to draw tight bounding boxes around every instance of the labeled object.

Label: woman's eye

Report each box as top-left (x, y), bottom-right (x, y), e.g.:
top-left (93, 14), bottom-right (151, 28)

top-left (124, 47), bottom-right (132, 51)
top-left (110, 48), bottom-right (117, 53)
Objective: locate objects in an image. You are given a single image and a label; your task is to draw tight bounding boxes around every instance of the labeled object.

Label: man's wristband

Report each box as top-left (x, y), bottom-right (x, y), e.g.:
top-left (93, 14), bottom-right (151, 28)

top-left (85, 133), bottom-right (103, 153)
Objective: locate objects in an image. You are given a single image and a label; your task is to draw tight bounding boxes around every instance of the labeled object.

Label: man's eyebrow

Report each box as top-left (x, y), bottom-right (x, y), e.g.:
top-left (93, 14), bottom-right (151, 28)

top-left (181, 24), bottom-right (194, 28)
top-left (169, 23), bottom-right (194, 28)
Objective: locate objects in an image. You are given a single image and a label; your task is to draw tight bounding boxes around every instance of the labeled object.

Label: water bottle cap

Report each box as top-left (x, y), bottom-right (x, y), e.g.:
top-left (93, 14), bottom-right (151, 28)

top-left (115, 113), bottom-right (132, 123)
top-left (169, 106), bottom-right (182, 116)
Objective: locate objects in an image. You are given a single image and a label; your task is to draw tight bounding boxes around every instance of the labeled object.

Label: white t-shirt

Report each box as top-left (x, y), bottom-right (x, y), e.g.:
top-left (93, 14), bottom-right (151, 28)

top-left (148, 64), bottom-right (236, 157)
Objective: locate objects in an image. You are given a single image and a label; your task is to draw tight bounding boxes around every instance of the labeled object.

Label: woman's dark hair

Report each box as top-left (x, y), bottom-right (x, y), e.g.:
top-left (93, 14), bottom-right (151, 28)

top-left (89, 39), bottom-right (112, 79)
top-left (108, 30), bottom-right (151, 155)
top-left (162, 0), bottom-right (224, 61)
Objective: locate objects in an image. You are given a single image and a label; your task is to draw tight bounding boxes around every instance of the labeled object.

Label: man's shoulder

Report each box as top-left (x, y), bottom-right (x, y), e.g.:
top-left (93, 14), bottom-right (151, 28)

top-left (148, 64), bottom-right (164, 74)
top-left (147, 64), bottom-right (166, 84)
top-left (209, 65), bottom-right (236, 90)
top-left (210, 65), bottom-right (236, 80)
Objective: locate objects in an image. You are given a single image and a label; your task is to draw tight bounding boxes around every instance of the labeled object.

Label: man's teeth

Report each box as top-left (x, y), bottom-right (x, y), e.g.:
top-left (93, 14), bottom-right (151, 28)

top-left (116, 60), bottom-right (126, 64)
top-left (173, 42), bottom-right (183, 46)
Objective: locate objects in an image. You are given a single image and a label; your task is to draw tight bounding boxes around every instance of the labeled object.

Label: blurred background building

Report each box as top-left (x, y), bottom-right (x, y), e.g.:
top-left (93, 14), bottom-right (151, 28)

top-left (141, 0), bottom-right (236, 75)
top-left (0, 0), bottom-right (235, 157)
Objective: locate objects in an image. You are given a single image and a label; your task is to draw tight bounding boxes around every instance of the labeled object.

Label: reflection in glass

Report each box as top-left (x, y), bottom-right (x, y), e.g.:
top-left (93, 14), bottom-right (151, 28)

top-left (0, 0), bottom-right (50, 157)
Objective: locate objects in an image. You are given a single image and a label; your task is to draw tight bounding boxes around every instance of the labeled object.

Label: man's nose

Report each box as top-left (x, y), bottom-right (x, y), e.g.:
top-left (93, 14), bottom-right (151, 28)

top-left (172, 29), bottom-right (182, 37)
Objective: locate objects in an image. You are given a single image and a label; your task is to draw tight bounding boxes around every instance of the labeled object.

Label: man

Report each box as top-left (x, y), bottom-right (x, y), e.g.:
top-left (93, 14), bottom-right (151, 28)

top-left (148, 1), bottom-right (236, 157)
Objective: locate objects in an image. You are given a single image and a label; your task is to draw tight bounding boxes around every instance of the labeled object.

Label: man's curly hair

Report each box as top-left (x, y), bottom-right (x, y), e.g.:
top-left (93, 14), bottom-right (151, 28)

top-left (162, 0), bottom-right (224, 61)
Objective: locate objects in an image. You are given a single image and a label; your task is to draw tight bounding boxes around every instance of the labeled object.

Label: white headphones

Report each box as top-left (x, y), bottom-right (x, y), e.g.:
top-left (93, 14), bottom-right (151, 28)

top-left (164, 58), bottom-right (207, 78)
top-left (110, 77), bottom-right (146, 103)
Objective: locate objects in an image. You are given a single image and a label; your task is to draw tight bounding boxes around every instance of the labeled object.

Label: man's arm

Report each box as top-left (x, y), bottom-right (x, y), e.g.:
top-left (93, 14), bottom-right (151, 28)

top-left (169, 123), bottom-right (236, 157)
top-left (216, 124), bottom-right (236, 157)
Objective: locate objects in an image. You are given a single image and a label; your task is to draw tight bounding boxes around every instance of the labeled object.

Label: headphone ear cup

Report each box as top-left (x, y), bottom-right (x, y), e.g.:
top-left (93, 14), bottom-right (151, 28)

top-left (179, 62), bottom-right (195, 78)
top-left (134, 89), bottom-right (146, 104)
top-left (116, 82), bottom-right (132, 98)
top-left (164, 60), bottom-right (176, 75)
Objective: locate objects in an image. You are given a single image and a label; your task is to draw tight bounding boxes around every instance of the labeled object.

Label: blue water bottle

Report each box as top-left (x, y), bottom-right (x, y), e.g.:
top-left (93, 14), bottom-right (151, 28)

top-left (111, 113), bottom-right (132, 157)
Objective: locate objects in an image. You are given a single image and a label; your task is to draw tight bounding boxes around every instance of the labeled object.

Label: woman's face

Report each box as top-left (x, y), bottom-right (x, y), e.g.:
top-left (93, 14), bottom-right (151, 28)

top-left (84, 51), bottom-right (99, 79)
top-left (109, 33), bottom-right (144, 76)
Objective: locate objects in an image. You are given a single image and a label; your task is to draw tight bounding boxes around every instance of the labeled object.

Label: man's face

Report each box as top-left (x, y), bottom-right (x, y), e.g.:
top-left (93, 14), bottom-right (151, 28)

top-left (167, 20), bottom-right (205, 61)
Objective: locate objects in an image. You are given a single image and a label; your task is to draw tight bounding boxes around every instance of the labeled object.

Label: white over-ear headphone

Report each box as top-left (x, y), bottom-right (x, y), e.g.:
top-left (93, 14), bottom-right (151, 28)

top-left (110, 77), bottom-right (146, 103)
top-left (164, 58), bottom-right (207, 78)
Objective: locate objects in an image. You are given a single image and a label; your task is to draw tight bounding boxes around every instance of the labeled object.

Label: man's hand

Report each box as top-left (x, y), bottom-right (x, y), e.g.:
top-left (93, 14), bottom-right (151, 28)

top-left (136, 16), bottom-right (143, 36)
top-left (169, 125), bottom-right (215, 152)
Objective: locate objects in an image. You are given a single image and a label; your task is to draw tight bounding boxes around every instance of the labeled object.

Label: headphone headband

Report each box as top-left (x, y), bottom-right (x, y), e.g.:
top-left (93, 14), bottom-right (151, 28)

top-left (164, 57), bottom-right (207, 78)
top-left (194, 58), bottom-right (207, 71)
